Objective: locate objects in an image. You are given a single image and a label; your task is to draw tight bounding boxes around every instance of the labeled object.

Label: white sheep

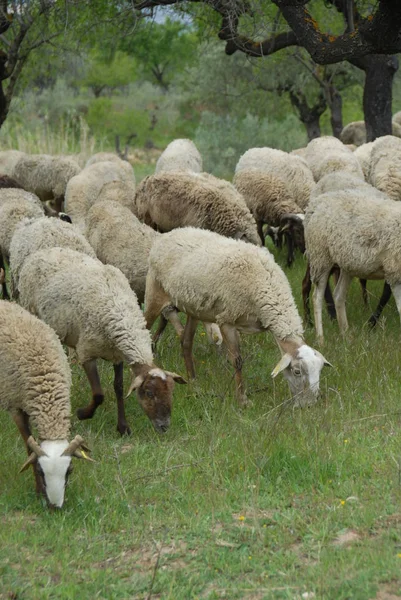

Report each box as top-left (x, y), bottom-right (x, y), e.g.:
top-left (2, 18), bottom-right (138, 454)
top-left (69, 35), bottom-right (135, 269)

top-left (144, 227), bottom-right (331, 407)
top-left (340, 120), bottom-right (401, 146)
top-left (304, 187), bottom-right (400, 342)
top-left (304, 136), bottom-right (364, 182)
top-left (235, 147), bottom-right (315, 210)
top-left (18, 247), bottom-right (186, 435)
top-left (155, 139), bottom-right (202, 174)
top-left (0, 150), bottom-right (26, 176)
top-left (0, 188), bottom-right (44, 298)
top-left (12, 154), bottom-right (81, 213)
top-left (368, 135), bottom-right (401, 200)
top-left (9, 216), bottom-right (97, 299)
top-left (135, 171), bottom-right (260, 246)
top-left (353, 142), bottom-right (374, 180)
top-left (85, 152), bottom-right (135, 182)
top-left (64, 161), bottom-right (137, 232)
top-left (0, 298), bottom-right (93, 508)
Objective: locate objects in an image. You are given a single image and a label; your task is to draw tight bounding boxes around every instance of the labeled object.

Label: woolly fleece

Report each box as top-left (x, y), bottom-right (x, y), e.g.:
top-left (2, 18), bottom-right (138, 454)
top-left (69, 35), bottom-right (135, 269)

top-left (13, 154), bottom-right (81, 202)
top-left (0, 190), bottom-right (44, 261)
top-left (304, 136), bottom-right (364, 182)
top-left (0, 300), bottom-right (71, 441)
top-left (155, 139), bottom-right (202, 174)
top-left (85, 153), bottom-right (135, 182)
top-left (368, 135), bottom-right (401, 200)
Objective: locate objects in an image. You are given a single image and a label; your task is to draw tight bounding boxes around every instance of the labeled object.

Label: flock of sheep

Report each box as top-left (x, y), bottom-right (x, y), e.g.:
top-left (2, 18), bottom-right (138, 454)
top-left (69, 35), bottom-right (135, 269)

top-left (0, 126), bottom-right (400, 509)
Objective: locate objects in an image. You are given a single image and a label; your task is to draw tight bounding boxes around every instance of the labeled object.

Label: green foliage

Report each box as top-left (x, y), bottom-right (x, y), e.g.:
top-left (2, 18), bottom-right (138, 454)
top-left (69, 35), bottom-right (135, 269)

top-left (80, 50), bottom-right (138, 96)
top-left (195, 111), bottom-right (306, 176)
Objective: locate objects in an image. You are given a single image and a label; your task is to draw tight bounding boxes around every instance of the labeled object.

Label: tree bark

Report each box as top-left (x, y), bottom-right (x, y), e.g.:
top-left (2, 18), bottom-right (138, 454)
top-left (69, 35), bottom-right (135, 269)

top-left (351, 54), bottom-right (398, 141)
top-left (289, 90), bottom-right (326, 141)
top-left (327, 85), bottom-right (343, 138)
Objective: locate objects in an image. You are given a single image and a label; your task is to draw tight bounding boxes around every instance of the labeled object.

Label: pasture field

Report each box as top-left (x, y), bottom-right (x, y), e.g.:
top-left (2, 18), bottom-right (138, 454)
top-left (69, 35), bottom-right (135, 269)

top-left (1, 245), bottom-right (401, 599)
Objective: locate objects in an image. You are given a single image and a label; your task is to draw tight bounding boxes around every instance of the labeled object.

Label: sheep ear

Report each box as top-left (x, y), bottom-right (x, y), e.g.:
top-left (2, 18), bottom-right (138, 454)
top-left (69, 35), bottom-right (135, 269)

top-left (271, 353), bottom-right (292, 377)
top-left (126, 374), bottom-right (145, 398)
top-left (315, 351), bottom-right (333, 368)
top-left (233, 231), bottom-right (247, 241)
top-left (165, 371), bottom-right (187, 384)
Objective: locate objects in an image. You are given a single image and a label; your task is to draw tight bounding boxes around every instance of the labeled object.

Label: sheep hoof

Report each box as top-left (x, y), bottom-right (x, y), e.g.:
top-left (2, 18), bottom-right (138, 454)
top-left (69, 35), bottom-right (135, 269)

top-left (239, 395), bottom-right (253, 408)
top-left (76, 407), bottom-right (94, 420)
top-left (117, 423), bottom-right (131, 436)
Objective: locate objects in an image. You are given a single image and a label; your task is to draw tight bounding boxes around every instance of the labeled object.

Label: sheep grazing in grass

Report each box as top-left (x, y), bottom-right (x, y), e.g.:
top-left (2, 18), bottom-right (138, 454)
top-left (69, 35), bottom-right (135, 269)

top-left (304, 136), bottom-right (364, 182)
top-left (155, 139), bottom-right (202, 174)
top-left (145, 227), bottom-right (331, 407)
top-left (135, 171), bottom-right (260, 246)
top-left (64, 161), bottom-right (137, 232)
top-left (18, 247), bottom-right (186, 435)
top-left (368, 135), bottom-right (401, 201)
top-left (0, 188), bottom-right (44, 299)
top-left (9, 216), bottom-right (97, 299)
top-left (304, 187), bottom-right (401, 343)
top-left (235, 147), bottom-right (315, 211)
top-left (12, 154), bottom-right (81, 213)
top-left (0, 298), bottom-right (93, 508)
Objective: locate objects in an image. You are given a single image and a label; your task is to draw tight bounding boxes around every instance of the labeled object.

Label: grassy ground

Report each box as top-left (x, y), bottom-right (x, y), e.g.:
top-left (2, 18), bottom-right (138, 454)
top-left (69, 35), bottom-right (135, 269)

top-left (1, 242), bottom-right (401, 600)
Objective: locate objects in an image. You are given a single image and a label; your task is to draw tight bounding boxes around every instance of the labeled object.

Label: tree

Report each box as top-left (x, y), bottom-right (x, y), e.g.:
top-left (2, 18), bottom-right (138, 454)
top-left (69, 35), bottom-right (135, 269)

top-left (81, 49), bottom-right (137, 97)
top-left (133, 0), bottom-right (401, 140)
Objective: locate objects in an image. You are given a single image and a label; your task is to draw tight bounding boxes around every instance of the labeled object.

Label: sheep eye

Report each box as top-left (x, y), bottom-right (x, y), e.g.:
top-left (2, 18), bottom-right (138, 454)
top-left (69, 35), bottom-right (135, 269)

top-left (293, 368), bottom-right (302, 377)
top-left (146, 390), bottom-right (155, 399)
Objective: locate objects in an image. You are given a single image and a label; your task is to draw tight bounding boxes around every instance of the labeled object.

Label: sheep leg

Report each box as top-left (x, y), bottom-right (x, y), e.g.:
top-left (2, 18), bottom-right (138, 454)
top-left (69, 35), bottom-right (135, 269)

top-left (13, 410), bottom-right (45, 497)
top-left (390, 283), bottom-right (401, 328)
top-left (76, 359), bottom-right (104, 420)
top-left (369, 282), bottom-right (392, 327)
top-left (302, 263), bottom-right (313, 326)
top-left (360, 279), bottom-right (368, 305)
top-left (323, 278), bottom-right (336, 321)
top-left (181, 316), bottom-right (198, 379)
top-left (257, 220), bottom-right (265, 246)
top-left (0, 253), bottom-right (9, 300)
top-left (333, 271), bottom-right (352, 334)
top-left (114, 362), bottom-right (131, 436)
top-left (220, 323), bottom-right (249, 407)
top-left (313, 270), bottom-right (330, 344)
top-left (286, 233), bottom-right (294, 267)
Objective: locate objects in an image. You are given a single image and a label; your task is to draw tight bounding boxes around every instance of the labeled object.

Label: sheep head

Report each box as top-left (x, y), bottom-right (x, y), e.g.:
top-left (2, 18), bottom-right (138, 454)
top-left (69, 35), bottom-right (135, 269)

top-left (20, 435), bottom-right (93, 508)
top-left (272, 344), bottom-right (332, 407)
top-left (127, 365), bottom-right (187, 433)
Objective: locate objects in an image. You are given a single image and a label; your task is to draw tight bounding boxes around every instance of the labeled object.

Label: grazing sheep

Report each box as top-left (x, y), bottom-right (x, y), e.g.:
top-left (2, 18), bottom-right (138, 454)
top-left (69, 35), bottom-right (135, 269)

top-left (368, 135), bottom-right (401, 201)
top-left (0, 188), bottom-right (44, 299)
top-left (340, 120), bottom-right (401, 146)
top-left (13, 154), bottom-right (81, 213)
top-left (304, 136), bottom-right (364, 182)
top-left (235, 147), bottom-right (315, 210)
top-left (18, 247), bottom-right (186, 435)
top-left (64, 161), bottom-right (137, 232)
top-left (145, 227), bottom-right (331, 407)
top-left (304, 188), bottom-right (401, 342)
top-left (155, 139), bottom-right (202, 174)
top-left (9, 216), bottom-right (97, 299)
top-left (135, 171), bottom-right (260, 246)
top-left (85, 152), bottom-right (135, 182)
top-left (0, 298), bottom-right (93, 508)
top-left (353, 142), bottom-right (375, 180)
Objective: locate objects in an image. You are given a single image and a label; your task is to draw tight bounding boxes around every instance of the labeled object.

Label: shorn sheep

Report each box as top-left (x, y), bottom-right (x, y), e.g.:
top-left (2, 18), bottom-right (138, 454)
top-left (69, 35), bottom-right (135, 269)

top-left (9, 216), bottom-right (97, 299)
top-left (145, 227), bottom-right (331, 407)
top-left (0, 188), bottom-right (44, 299)
top-left (0, 296), bottom-right (93, 508)
top-left (13, 154), bottom-right (81, 213)
top-left (155, 139), bottom-right (202, 174)
top-left (18, 248), bottom-right (186, 435)
top-left (64, 161), bottom-right (136, 232)
top-left (135, 171), bottom-right (260, 245)
top-left (304, 187), bottom-right (401, 343)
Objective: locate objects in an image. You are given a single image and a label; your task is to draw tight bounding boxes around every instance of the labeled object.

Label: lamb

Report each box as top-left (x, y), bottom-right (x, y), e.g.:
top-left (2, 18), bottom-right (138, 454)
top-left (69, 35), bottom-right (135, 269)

top-left (12, 154), bottom-right (81, 213)
top-left (304, 136), bottom-right (364, 182)
top-left (0, 298), bottom-right (93, 508)
top-left (64, 161), bottom-right (137, 232)
top-left (0, 188), bottom-right (44, 299)
top-left (18, 247), bottom-right (186, 435)
top-left (368, 135), bottom-right (401, 200)
top-left (304, 187), bottom-right (401, 342)
top-left (340, 120), bottom-right (401, 146)
top-left (144, 227), bottom-right (331, 407)
top-left (135, 171), bottom-right (260, 246)
top-left (9, 216), bottom-right (97, 299)
top-left (155, 139), bottom-right (202, 174)
top-left (85, 152), bottom-right (135, 182)
top-left (235, 147), bottom-right (315, 210)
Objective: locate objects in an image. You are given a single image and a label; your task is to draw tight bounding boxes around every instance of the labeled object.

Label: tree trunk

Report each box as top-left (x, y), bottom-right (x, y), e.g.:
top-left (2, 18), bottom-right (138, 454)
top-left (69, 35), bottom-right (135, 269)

top-left (289, 89), bottom-right (326, 141)
top-left (327, 85), bottom-right (343, 138)
top-left (351, 54), bottom-right (398, 141)
top-left (304, 118), bottom-right (321, 141)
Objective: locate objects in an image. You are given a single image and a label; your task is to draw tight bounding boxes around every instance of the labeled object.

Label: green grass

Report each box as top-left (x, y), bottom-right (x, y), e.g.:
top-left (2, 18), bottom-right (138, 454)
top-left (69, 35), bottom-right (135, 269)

top-left (2, 245), bottom-right (401, 599)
